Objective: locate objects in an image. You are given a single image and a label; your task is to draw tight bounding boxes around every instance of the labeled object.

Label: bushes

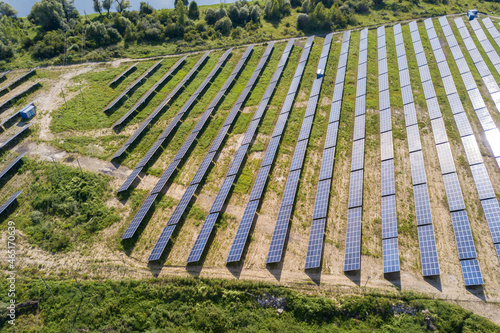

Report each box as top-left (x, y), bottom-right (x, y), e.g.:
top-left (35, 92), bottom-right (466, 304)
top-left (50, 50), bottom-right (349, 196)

top-left (32, 30), bottom-right (65, 59)
top-left (215, 16), bottom-right (232, 35)
top-left (0, 40), bottom-right (13, 59)
top-left (86, 21), bottom-right (122, 48)
top-left (296, 13), bottom-right (308, 30)
top-left (205, 8), bottom-right (217, 25)
top-left (188, 1), bottom-right (199, 20)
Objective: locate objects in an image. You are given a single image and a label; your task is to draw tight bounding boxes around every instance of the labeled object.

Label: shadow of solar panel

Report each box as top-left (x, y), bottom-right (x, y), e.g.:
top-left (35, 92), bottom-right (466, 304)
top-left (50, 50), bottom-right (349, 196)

top-left (281, 169), bottom-right (301, 207)
top-left (418, 224), bottom-right (440, 276)
top-left (0, 152), bottom-right (25, 180)
top-left (122, 193), bottom-right (158, 239)
top-left (298, 116), bottom-right (314, 141)
top-left (380, 109), bottom-right (392, 133)
top-left (118, 168), bottom-right (142, 193)
top-left (290, 139), bottom-right (308, 171)
top-left (416, 52), bottom-right (427, 68)
top-left (446, 93), bottom-right (464, 115)
top-left (262, 136), bottom-right (280, 167)
top-left (443, 173), bottom-right (465, 211)
top-left (436, 142), bottom-right (456, 175)
top-left (148, 224), bottom-right (176, 261)
top-left (414, 184), bottom-right (433, 226)
top-left (410, 150), bottom-right (427, 185)
top-left (381, 159), bottom-right (396, 197)
top-left (383, 238), bottom-right (400, 273)
top-left (485, 129), bottom-right (500, 157)
top-left (450, 210), bottom-right (477, 260)
top-left (190, 151), bottom-right (216, 185)
top-left (453, 112), bottom-right (473, 137)
top-left (460, 259), bottom-right (484, 286)
top-left (226, 147), bottom-right (247, 177)
top-left (430, 118), bottom-right (448, 145)
top-left (355, 95), bottom-right (366, 116)
top-left (312, 180), bottom-right (331, 220)
top-left (470, 163), bottom-right (496, 200)
top-left (382, 195), bottom-right (398, 239)
top-left (324, 122), bottom-right (339, 149)
top-left (319, 147), bottom-right (335, 181)
top-left (351, 139), bottom-right (365, 172)
top-left (0, 111), bottom-right (20, 127)
top-left (422, 80), bottom-right (436, 99)
top-left (353, 114), bottom-right (366, 141)
top-left (380, 131), bottom-right (394, 161)
top-left (462, 135), bottom-right (483, 166)
top-left (348, 169), bottom-right (364, 208)
top-left (482, 198), bottom-right (500, 244)
top-left (210, 175), bottom-right (235, 214)
top-left (344, 207), bottom-right (362, 271)
top-left (475, 107), bottom-right (496, 131)
top-left (226, 199), bottom-right (259, 262)
top-left (407, 124), bottom-right (422, 153)
top-left (378, 46), bottom-right (387, 61)
top-left (267, 204), bottom-right (294, 263)
top-left (187, 212), bottom-right (220, 263)
top-left (305, 218), bottom-right (326, 269)
top-left (0, 190), bottom-right (22, 215)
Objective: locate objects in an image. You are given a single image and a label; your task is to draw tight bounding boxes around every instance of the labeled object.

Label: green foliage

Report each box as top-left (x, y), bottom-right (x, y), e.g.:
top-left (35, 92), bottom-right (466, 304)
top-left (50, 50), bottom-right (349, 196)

top-left (215, 16), bottom-right (232, 35)
top-left (28, 0), bottom-right (67, 31)
top-left (0, 1), bottom-right (17, 17)
top-left (86, 21), bottom-right (122, 48)
top-left (188, 0), bottom-right (199, 20)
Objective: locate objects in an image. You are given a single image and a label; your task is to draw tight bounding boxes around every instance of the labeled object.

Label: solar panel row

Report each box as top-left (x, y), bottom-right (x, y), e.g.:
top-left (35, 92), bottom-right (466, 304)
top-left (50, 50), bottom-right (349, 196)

top-left (146, 43), bottom-right (275, 261)
top-left (0, 67), bottom-right (37, 97)
top-left (267, 34), bottom-right (334, 265)
top-left (0, 123), bottom-right (32, 149)
top-left (187, 41), bottom-right (295, 263)
top-left (109, 62), bottom-right (138, 86)
top-left (0, 190), bottom-right (22, 216)
top-left (0, 80), bottom-right (42, 111)
top-left (0, 152), bottom-right (26, 180)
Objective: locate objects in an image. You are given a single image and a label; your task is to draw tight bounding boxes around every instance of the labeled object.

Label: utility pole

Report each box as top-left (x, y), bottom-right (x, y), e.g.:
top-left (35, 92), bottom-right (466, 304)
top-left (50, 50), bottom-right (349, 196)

top-left (76, 158), bottom-right (84, 177)
top-left (51, 158), bottom-right (62, 179)
top-left (41, 277), bottom-right (55, 301)
top-left (79, 86), bottom-right (86, 109)
top-left (61, 88), bottom-right (68, 109)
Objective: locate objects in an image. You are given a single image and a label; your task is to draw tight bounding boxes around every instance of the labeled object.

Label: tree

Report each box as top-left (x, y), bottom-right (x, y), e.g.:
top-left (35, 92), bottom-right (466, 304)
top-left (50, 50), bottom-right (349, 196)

top-left (28, 0), bottom-right (66, 31)
top-left (296, 13), bottom-right (308, 30)
top-left (58, 0), bottom-right (78, 20)
top-left (93, 0), bottom-right (102, 15)
top-left (115, 0), bottom-right (131, 13)
top-left (102, 0), bottom-right (113, 15)
top-left (0, 1), bottom-right (17, 17)
top-left (140, 1), bottom-right (153, 15)
top-left (205, 8), bottom-right (216, 25)
top-left (249, 5), bottom-right (260, 23)
top-left (175, 0), bottom-right (188, 8)
top-left (188, 1), bottom-right (199, 20)
top-left (228, 4), bottom-right (239, 24)
top-left (175, 0), bottom-right (187, 26)
top-left (215, 16), bottom-right (232, 35)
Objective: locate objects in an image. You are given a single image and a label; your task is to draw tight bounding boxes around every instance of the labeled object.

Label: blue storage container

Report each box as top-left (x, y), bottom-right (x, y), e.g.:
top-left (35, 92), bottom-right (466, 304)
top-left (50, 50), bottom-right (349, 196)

top-left (467, 9), bottom-right (478, 21)
top-left (19, 104), bottom-right (36, 119)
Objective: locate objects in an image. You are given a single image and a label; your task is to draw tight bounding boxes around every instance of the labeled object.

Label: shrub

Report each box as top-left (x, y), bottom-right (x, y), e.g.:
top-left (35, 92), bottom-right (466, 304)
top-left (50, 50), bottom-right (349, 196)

top-left (205, 8), bottom-right (217, 25)
top-left (296, 13), bottom-right (309, 30)
top-left (188, 1), bottom-right (199, 20)
top-left (215, 17), bottom-right (232, 35)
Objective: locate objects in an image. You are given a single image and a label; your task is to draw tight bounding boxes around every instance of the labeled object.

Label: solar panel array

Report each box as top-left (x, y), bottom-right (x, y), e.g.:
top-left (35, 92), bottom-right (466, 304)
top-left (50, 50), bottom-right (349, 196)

top-left (103, 59), bottom-right (163, 113)
top-left (0, 123), bottom-right (33, 149)
top-left (0, 80), bottom-right (42, 112)
top-left (113, 57), bottom-right (186, 128)
top-left (0, 190), bottom-right (22, 216)
top-left (416, 19), bottom-right (483, 285)
top-left (117, 50), bottom-right (232, 192)
top-left (186, 40), bottom-right (295, 263)
top-left (394, 23), bottom-right (440, 276)
top-left (266, 34), bottom-right (333, 264)
top-left (451, 17), bottom-right (500, 169)
top-left (482, 17), bottom-right (500, 52)
top-left (109, 62), bottom-right (138, 86)
top-left (0, 152), bottom-right (26, 181)
top-left (0, 67), bottom-right (37, 97)
top-left (304, 32), bottom-right (351, 270)
top-left (226, 37), bottom-right (315, 264)
top-left (342, 29), bottom-right (368, 272)
top-left (112, 52), bottom-right (210, 160)
top-left (378, 26), bottom-right (400, 274)
top-left (143, 43), bottom-right (274, 258)
top-left (438, 17), bottom-right (500, 264)
top-left (0, 109), bottom-right (20, 127)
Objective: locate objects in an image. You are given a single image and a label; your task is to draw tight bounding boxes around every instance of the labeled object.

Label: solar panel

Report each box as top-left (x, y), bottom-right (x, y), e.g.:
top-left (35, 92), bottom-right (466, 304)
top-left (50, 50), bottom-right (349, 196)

top-left (209, 174), bottom-right (235, 213)
top-left (121, 193), bottom-right (158, 239)
top-left (442, 76), bottom-right (457, 95)
top-left (401, 86), bottom-right (414, 105)
top-left (495, 243), bottom-right (500, 262)
top-left (461, 135), bottom-right (483, 166)
top-left (414, 184), bottom-right (433, 226)
top-left (379, 73), bottom-right (389, 92)
top-left (351, 138), bottom-right (365, 172)
top-left (319, 147), bottom-right (335, 181)
top-left (186, 212), bottom-right (220, 263)
top-left (359, 49), bottom-right (368, 65)
top-left (0, 190), bottom-right (22, 215)
top-left (422, 80), bottom-right (436, 99)
top-left (403, 103), bottom-right (417, 127)
top-left (304, 218), bottom-right (326, 269)
top-left (330, 100), bottom-right (342, 123)
top-left (281, 169), bottom-right (301, 207)
top-left (436, 142), bottom-right (456, 175)
top-left (267, 204), bottom-right (293, 263)
top-left (226, 147), bottom-right (247, 177)
top-left (335, 67), bottom-right (346, 85)
top-left (338, 53), bottom-right (348, 69)
top-left (383, 237), bottom-right (400, 273)
top-left (148, 224), bottom-right (176, 261)
top-left (485, 129), bottom-right (500, 157)
top-left (348, 169), bottom-right (364, 208)
top-left (209, 125), bottom-right (229, 153)
top-left (453, 112), bottom-right (473, 137)
top-left (356, 78), bottom-right (367, 97)
top-left (469, 49), bottom-right (483, 65)
top-left (475, 107), bottom-right (496, 131)
top-left (411, 30), bottom-right (421, 44)
top-left (344, 207), bottom-right (362, 272)
top-left (355, 95), bottom-right (366, 117)
top-left (442, 172), bottom-right (465, 212)
top-left (407, 124), bottom-right (422, 153)
top-left (433, 48), bottom-right (446, 64)
top-left (0, 152), bottom-right (26, 180)
top-left (484, 74), bottom-right (500, 93)
top-left (379, 89), bottom-right (391, 111)
top-left (378, 59), bottom-right (388, 75)
top-left (290, 139), bottom-right (308, 171)
top-left (416, 51), bottom-right (428, 68)
top-left (418, 224), bottom-right (441, 276)
top-left (460, 259), bottom-right (484, 286)
top-left (378, 35), bottom-right (386, 49)
top-left (380, 131), bottom-right (394, 161)
top-left (475, 61), bottom-right (490, 78)
top-left (398, 55), bottom-right (408, 71)
top-left (324, 122), bottom-right (339, 149)
top-left (461, 72), bottom-right (476, 91)
top-left (447, 93), bottom-right (464, 115)
top-left (226, 199), bottom-right (259, 262)
top-left (382, 195), bottom-right (398, 239)
top-left (378, 47), bottom-right (387, 61)
top-left (261, 136), bottom-right (280, 167)
top-left (0, 123), bottom-right (32, 149)
top-left (395, 33), bottom-right (404, 47)
top-left (297, 116), bottom-right (314, 141)
top-left (410, 150), bottom-right (427, 186)
top-left (418, 64), bottom-right (432, 83)
top-left (441, 24), bottom-right (453, 38)
top-left (353, 114), bottom-right (366, 141)
top-left (450, 46), bottom-right (465, 62)
top-left (469, 163), bottom-right (495, 200)
top-left (430, 118), bottom-right (448, 145)
top-left (166, 184), bottom-right (198, 226)
top-left (380, 109), bottom-right (392, 133)
top-left (304, 96), bottom-right (318, 118)
top-left (312, 179), bottom-right (331, 220)
top-left (381, 159), bottom-right (396, 197)
top-left (481, 198), bottom-right (500, 244)
top-left (450, 210), bottom-right (477, 260)
top-left (118, 168), bottom-right (142, 193)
